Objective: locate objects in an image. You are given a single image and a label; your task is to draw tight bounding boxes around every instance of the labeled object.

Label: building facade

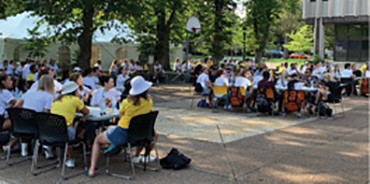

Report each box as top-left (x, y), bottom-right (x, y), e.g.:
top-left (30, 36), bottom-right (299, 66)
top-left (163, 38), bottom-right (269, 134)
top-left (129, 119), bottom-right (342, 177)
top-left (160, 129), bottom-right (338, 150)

top-left (303, 0), bottom-right (369, 62)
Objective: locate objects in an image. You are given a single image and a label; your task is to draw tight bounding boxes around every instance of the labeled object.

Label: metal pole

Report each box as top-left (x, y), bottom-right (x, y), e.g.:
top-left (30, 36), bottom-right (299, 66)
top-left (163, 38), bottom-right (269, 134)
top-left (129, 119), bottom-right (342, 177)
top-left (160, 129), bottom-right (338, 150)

top-left (185, 31), bottom-right (189, 74)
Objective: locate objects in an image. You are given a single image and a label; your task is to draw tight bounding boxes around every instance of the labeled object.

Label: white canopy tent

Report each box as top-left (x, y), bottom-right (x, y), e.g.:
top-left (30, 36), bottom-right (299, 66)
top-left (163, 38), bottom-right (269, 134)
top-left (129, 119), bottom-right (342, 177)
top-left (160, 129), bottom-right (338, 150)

top-left (0, 12), bottom-right (182, 70)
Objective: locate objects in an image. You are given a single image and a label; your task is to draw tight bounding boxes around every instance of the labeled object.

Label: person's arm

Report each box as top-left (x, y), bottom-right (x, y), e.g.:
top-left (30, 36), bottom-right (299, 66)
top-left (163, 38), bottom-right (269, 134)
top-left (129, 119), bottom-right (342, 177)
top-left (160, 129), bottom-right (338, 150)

top-left (14, 99), bottom-right (24, 107)
top-left (80, 106), bottom-right (89, 115)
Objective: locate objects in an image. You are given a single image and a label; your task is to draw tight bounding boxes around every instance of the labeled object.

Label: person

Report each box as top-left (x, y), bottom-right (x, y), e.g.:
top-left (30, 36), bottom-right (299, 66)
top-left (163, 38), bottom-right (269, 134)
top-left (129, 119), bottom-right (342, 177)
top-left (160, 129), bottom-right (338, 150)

top-left (173, 58), bottom-right (181, 72)
top-left (83, 68), bottom-right (98, 90)
top-left (69, 73), bottom-right (92, 104)
top-left (5, 60), bottom-right (15, 76)
top-left (196, 68), bottom-right (212, 103)
top-left (29, 66), bottom-right (63, 93)
top-left (153, 61), bottom-right (165, 83)
top-left (87, 76), bottom-right (154, 177)
top-left (94, 60), bottom-right (103, 71)
top-left (51, 81), bottom-right (89, 168)
top-left (116, 67), bottom-right (129, 91)
top-left (109, 60), bottom-right (119, 78)
top-left (14, 75), bottom-right (55, 157)
top-left (0, 74), bottom-right (16, 130)
top-left (90, 76), bottom-right (121, 108)
top-left (213, 70), bottom-right (230, 109)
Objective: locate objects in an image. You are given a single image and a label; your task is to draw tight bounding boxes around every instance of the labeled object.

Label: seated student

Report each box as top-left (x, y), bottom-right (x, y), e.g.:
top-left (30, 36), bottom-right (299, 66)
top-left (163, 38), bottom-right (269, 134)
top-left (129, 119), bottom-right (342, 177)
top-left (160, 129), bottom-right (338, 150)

top-left (51, 82), bottom-right (89, 168)
top-left (83, 68), bottom-right (98, 90)
top-left (0, 74), bottom-right (17, 130)
top-left (29, 66), bottom-right (63, 94)
top-left (69, 73), bottom-right (92, 104)
top-left (115, 67), bottom-right (130, 91)
top-left (87, 76), bottom-right (154, 177)
top-left (26, 65), bottom-right (37, 87)
top-left (196, 68), bottom-right (213, 104)
top-left (15, 75), bottom-right (55, 157)
top-left (234, 70), bottom-right (253, 110)
top-left (90, 76), bottom-right (122, 108)
top-left (213, 70), bottom-right (230, 109)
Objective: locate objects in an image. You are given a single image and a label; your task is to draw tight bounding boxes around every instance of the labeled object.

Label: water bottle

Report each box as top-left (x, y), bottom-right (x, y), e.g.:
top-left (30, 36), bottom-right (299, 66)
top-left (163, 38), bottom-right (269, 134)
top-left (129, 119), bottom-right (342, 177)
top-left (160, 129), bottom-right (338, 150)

top-left (99, 98), bottom-right (106, 115)
top-left (111, 98), bottom-right (117, 110)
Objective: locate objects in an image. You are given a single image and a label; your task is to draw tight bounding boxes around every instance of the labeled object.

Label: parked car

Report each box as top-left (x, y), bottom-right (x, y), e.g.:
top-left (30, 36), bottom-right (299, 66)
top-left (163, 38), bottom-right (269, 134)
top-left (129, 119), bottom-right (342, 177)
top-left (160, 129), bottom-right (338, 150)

top-left (289, 53), bottom-right (310, 59)
top-left (265, 50), bottom-right (284, 58)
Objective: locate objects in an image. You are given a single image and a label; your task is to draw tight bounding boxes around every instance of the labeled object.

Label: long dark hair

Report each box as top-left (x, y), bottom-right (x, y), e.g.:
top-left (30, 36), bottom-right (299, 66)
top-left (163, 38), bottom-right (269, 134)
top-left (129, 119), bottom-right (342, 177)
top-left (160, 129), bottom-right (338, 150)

top-left (127, 90), bottom-right (149, 106)
top-left (0, 73), bottom-right (10, 92)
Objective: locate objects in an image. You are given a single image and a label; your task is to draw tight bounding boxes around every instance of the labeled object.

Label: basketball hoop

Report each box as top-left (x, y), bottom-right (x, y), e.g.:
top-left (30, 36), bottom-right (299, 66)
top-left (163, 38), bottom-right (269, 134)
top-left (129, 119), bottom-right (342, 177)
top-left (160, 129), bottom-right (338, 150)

top-left (186, 17), bottom-right (201, 33)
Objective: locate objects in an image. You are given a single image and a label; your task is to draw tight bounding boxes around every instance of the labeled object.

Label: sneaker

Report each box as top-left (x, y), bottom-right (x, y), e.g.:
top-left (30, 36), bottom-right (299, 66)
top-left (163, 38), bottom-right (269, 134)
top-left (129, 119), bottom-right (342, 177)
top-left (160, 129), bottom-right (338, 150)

top-left (21, 143), bottom-right (28, 157)
top-left (2, 145), bottom-right (10, 152)
top-left (131, 156), bottom-right (142, 164)
top-left (141, 155), bottom-right (156, 163)
top-left (44, 149), bottom-right (55, 159)
top-left (65, 159), bottom-right (75, 168)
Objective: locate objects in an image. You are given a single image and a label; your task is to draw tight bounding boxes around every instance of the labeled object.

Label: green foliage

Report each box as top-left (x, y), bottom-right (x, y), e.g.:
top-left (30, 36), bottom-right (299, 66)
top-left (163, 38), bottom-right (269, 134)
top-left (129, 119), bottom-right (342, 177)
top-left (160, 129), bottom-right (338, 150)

top-left (246, 0), bottom-right (281, 62)
top-left (23, 27), bottom-right (51, 58)
top-left (312, 54), bottom-right (323, 63)
top-left (283, 25), bottom-right (313, 53)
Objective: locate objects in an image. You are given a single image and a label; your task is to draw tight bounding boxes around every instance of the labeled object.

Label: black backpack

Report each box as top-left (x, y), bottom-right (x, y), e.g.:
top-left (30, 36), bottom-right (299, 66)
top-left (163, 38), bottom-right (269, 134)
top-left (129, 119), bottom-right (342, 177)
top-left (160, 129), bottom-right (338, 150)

top-left (160, 148), bottom-right (191, 170)
top-left (256, 94), bottom-right (270, 113)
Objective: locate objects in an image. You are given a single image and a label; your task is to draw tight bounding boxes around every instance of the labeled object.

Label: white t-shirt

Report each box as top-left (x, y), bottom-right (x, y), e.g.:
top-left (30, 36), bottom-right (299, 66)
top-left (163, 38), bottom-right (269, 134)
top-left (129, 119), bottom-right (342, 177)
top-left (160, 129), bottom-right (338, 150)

top-left (134, 65), bottom-right (143, 71)
top-left (30, 79), bottom-right (62, 94)
top-left (22, 90), bottom-right (53, 112)
top-left (340, 69), bottom-right (353, 78)
top-left (22, 64), bottom-right (31, 79)
top-left (16, 65), bottom-right (23, 76)
top-left (253, 75), bottom-right (263, 85)
top-left (312, 67), bottom-right (325, 79)
top-left (214, 76), bottom-right (229, 86)
top-left (83, 76), bottom-right (96, 90)
top-left (116, 74), bottom-right (129, 90)
top-left (154, 64), bottom-right (162, 71)
top-left (276, 78), bottom-right (288, 87)
top-left (5, 64), bottom-right (14, 75)
top-left (365, 70), bottom-right (370, 78)
top-left (234, 76), bottom-right (251, 89)
top-left (90, 88), bottom-right (122, 106)
top-left (196, 73), bottom-right (210, 89)
top-left (80, 86), bottom-right (91, 99)
top-left (94, 64), bottom-right (103, 71)
top-left (0, 89), bottom-right (15, 116)
top-left (48, 64), bottom-right (59, 73)
top-left (181, 63), bottom-right (187, 73)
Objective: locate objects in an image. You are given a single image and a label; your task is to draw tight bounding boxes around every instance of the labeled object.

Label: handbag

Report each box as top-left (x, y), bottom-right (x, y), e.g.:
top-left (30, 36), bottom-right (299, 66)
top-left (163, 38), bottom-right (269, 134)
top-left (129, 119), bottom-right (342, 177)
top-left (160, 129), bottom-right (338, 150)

top-left (160, 148), bottom-right (191, 170)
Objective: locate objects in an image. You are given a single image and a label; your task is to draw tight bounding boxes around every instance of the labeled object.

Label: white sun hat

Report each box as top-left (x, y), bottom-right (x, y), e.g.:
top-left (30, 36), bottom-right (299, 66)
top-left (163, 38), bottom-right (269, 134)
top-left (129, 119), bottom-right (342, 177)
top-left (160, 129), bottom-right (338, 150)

top-left (61, 81), bottom-right (79, 95)
top-left (129, 76), bottom-right (152, 95)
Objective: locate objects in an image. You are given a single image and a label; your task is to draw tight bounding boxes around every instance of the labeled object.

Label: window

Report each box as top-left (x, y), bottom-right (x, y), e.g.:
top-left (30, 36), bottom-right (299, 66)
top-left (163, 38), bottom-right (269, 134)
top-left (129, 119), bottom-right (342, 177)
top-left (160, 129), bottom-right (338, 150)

top-left (334, 24), bottom-right (369, 62)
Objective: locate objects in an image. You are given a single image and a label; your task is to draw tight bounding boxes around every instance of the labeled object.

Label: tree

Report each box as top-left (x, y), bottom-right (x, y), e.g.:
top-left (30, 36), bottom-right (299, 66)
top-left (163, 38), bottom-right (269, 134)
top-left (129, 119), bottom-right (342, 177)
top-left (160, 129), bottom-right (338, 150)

top-left (283, 25), bottom-right (313, 53)
top-left (126, 0), bottom-right (186, 70)
top-left (246, 0), bottom-right (281, 63)
top-left (19, 0), bottom-right (138, 69)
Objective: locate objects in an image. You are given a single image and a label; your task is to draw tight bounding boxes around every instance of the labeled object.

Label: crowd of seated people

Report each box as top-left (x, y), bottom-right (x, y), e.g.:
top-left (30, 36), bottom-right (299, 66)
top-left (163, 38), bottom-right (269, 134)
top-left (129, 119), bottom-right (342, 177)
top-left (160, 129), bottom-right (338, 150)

top-left (0, 58), bottom-right (158, 172)
top-left (194, 59), bottom-right (370, 117)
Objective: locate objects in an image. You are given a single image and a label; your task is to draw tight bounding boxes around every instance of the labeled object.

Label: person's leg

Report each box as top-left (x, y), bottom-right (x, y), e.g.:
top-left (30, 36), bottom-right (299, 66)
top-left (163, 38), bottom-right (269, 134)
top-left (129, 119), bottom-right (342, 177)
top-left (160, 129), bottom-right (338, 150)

top-left (2, 119), bottom-right (11, 130)
top-left (88, 131), bottom-right (110, 176)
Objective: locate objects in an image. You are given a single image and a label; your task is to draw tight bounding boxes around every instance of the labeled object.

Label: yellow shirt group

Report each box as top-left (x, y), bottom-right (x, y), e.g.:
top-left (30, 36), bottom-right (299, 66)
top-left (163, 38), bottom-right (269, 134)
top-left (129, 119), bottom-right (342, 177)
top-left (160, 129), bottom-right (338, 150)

top-left (51, 96), bottom-right (84, 126)
top-left (118, 98), bottom-right (153, 129)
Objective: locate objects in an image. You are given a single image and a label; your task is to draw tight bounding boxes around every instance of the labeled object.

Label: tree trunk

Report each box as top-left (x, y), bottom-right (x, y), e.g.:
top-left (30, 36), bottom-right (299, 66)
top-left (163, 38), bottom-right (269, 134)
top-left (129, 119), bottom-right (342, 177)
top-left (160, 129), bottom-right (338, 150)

top-left (255, 49), bottom-right (263, 63)
top-left (212, 0), bottom-right (224, 64)
top-left (283, 36), bottom-right (290, 59)
top-left (77, 7), bottom-right (94, 69)
top-left (154, 8), bottom-right (171, 70)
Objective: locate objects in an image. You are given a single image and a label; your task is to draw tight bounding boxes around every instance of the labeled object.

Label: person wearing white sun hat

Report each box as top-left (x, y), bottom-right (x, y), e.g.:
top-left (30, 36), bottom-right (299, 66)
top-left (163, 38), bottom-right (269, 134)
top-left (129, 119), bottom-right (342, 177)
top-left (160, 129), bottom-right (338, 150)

top-left (51, 81), bottom-right (89, 168)
top-left (87, 76), bottom-right (154, 177)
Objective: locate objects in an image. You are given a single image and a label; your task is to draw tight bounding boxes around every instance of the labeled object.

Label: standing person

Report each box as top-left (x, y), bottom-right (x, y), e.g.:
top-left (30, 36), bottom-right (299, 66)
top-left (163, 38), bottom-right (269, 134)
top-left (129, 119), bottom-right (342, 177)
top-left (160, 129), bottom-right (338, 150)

top-left (153, 61), bottom-right (164, 83)
top-left (29, 66), bottom-right (63, 93)
top-left (22, 60), bottom-right (34, 80)
top-left (5, 60), bottom-right (15, 76)
top-left (87, 76), bottom-right (154, 177)
top-left (51, 81), bottom-right (89, 168)
top-left (48, 59), bottom-right (59, 75)
top-left (109, 60), bottom-right (119, 78)
top-left (0, 74), bottom-right (16, 130)
top-left (15, 62), bottom-right (24, 77)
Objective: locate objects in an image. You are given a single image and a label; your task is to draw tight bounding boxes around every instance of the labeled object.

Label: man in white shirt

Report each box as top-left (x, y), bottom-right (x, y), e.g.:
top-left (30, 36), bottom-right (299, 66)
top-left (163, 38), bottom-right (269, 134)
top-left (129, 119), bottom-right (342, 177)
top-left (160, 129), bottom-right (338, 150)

top-left (196, 68), bottom-right (211, 95)
top-left (5, 60), bottom-right (15, 76)
top-left (15, 62), bottom-right (23, 77)
top-left (340, 63), bottom-right (354, 78)
top-left (22, 60), bottom-right (34, 79)
top-left (94, 60), bottom-right (103, 71)
top-left (90, 76), bottom-right (121, 108)
top-left (83, 68), bottom-right (98, 90)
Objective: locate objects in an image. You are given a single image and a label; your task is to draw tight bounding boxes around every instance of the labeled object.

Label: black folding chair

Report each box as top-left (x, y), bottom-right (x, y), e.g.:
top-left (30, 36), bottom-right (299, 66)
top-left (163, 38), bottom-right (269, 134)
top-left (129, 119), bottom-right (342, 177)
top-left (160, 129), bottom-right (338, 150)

top-left (324, 85), bottom-right (345, 117)
top-left (104, 111), bottom-right (160, 180)
top-left (32, 112), bottom-right (87, 180)
top-left (340, 78), bottom-right (353, 96)
top-left (6, 108), bottom-right (37, 166)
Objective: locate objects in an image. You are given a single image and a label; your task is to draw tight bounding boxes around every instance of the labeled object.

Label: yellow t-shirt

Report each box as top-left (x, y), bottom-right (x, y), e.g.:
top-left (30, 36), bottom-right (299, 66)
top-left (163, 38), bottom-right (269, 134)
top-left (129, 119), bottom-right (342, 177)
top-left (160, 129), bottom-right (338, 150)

top-left (118, 98), bottom-right (153, 129)
top-left (360, 64), bottom-right (367, 75)
top-left (51, 96), bottom-right (84, 126)
top-left (26, 73), bottom-right (35, 82)
top-left (278, 67), bottom-right (285, 74)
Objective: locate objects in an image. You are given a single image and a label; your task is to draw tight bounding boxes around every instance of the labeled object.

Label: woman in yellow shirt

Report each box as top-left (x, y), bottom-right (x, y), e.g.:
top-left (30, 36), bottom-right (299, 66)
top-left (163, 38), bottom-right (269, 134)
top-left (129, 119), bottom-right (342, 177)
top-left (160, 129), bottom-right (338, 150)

top-left (51, 81), bottom-right (89, 168)
top-left (87, 76), bottom-right (153, 177)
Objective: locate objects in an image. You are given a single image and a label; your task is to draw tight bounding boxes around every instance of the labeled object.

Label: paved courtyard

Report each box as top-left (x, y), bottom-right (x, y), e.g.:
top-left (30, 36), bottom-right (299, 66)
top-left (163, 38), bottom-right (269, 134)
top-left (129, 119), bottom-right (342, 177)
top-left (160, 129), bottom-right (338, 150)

top-left (0, 84), bottom-right (368, 184)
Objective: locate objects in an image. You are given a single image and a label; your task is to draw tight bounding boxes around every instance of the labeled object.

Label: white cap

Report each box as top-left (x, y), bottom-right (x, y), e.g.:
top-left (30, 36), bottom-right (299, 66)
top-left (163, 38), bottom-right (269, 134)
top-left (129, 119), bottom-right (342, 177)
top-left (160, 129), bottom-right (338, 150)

top-left (129, 76), bottom-right (152, 95)
top-left (61, 81), bottom-right (79, 95)
top-left (73, 67), bottom-right (82, 72)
